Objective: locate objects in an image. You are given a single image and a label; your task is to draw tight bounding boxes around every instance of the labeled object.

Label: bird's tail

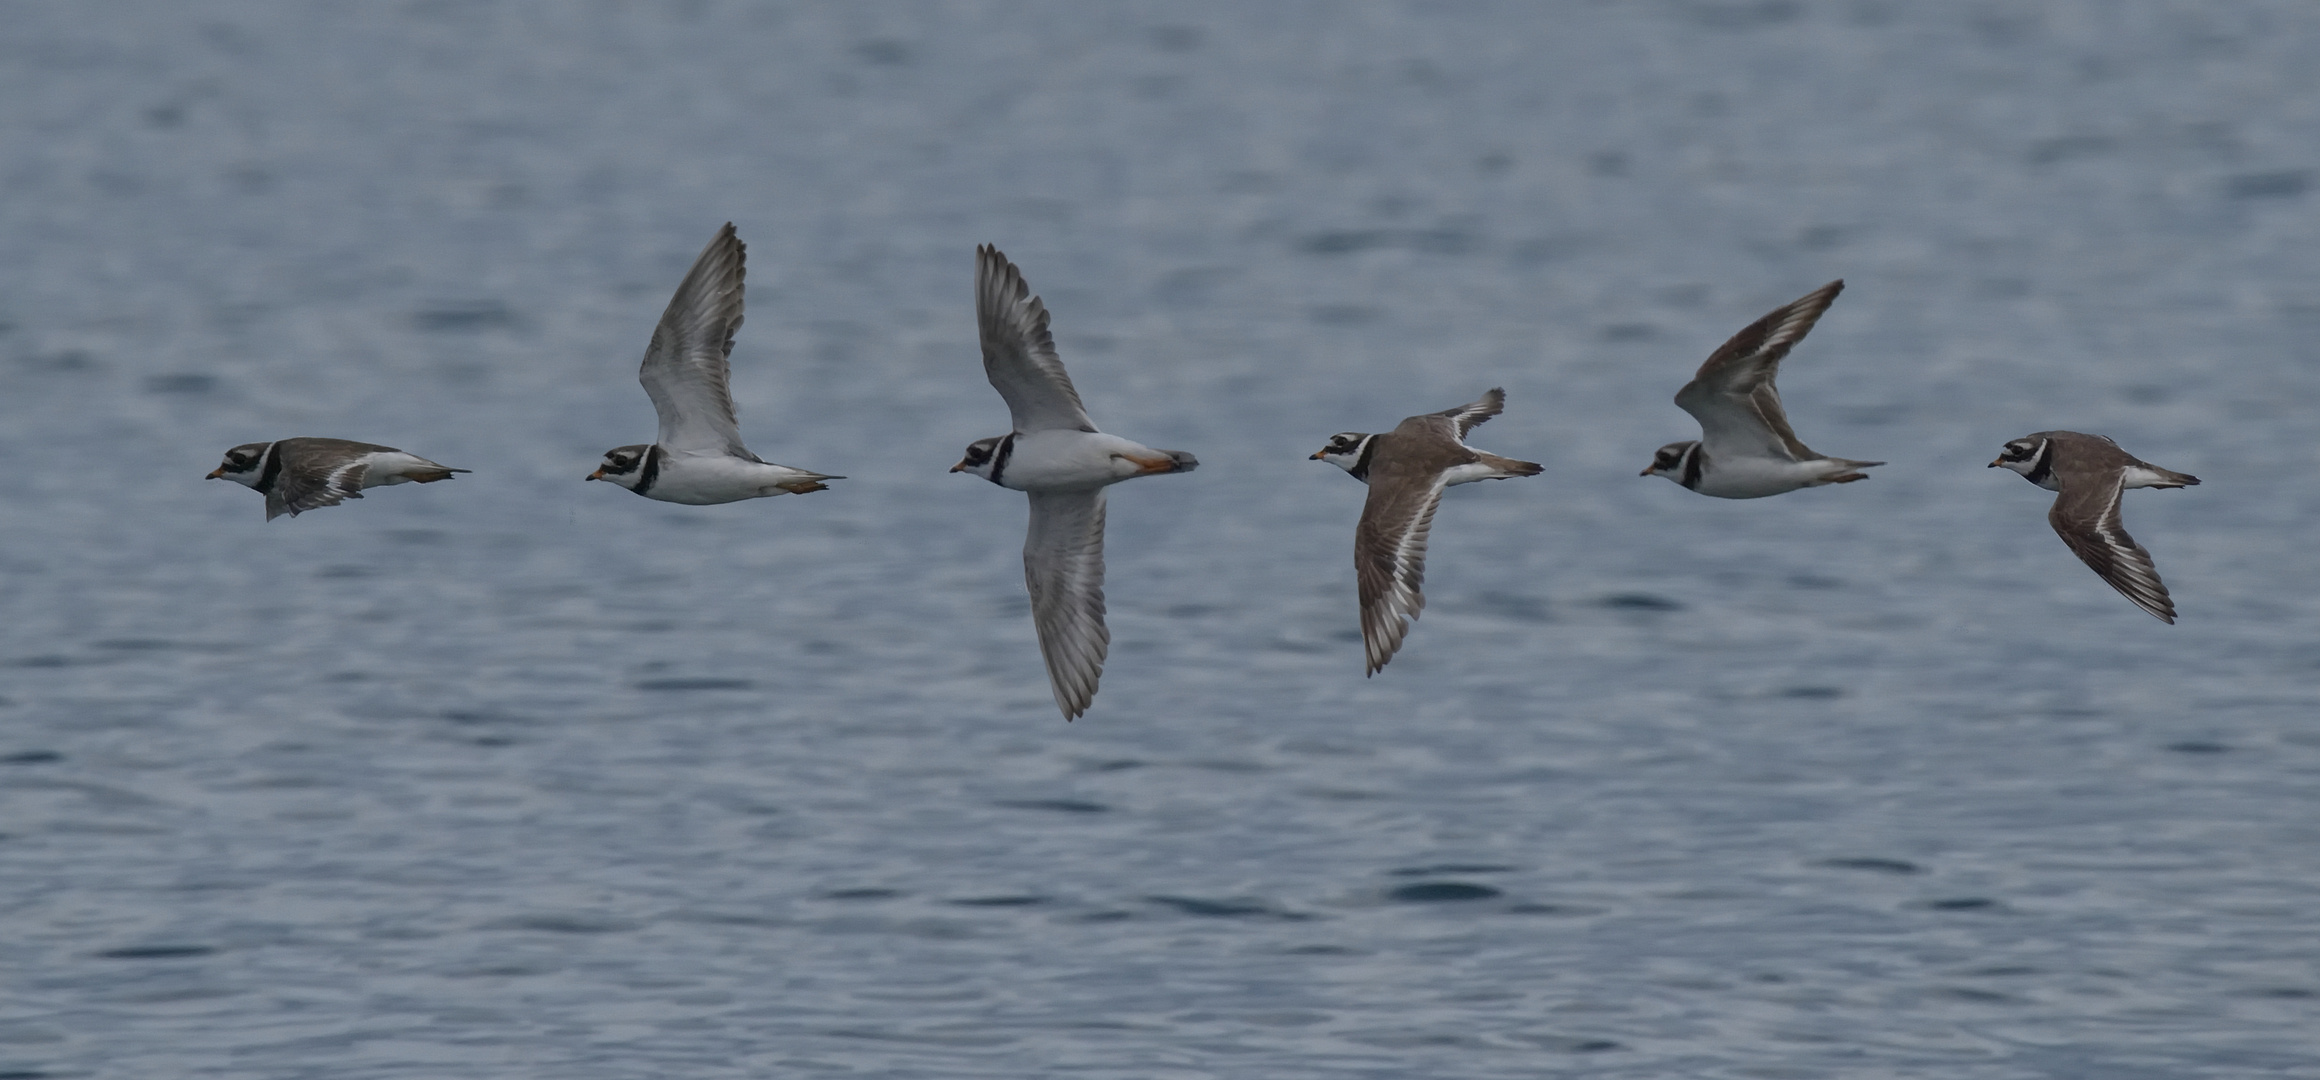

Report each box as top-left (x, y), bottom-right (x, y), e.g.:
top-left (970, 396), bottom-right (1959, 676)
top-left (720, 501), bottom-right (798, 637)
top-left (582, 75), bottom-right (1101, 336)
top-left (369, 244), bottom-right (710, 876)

top-left (777, 472), bottom-right (844, 494)
top-left (1816, 458), bottom-right (1883, 485)
top-left (1479, 453), bottom-right (1543, 478)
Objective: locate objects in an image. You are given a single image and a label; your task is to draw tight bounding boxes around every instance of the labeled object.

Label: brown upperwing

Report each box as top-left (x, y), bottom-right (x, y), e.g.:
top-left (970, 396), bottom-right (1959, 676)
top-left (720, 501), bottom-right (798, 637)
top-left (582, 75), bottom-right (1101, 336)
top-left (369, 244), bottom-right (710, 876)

top-left (1681, 281), bottom-right (1844, 462)
top-left (2045, 444), bottom-right (2175, 623)
top-left (1351, 418), bottom-right (1480, 673)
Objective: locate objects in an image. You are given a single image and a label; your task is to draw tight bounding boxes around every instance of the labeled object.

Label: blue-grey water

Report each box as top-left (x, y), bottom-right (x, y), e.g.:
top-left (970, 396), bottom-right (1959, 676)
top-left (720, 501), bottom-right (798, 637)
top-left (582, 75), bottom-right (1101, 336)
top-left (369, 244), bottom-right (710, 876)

top-left (4, 3), bottom-right (2318, 1076)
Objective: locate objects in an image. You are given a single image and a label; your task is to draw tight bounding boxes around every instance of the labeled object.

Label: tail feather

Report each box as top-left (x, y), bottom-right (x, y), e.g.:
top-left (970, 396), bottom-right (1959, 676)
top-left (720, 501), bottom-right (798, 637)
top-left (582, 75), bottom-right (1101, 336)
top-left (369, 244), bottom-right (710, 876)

top-left (1817, 458), bottom-right (1883, 485)
top-left (1478, 453), bottom-right (1542, 478)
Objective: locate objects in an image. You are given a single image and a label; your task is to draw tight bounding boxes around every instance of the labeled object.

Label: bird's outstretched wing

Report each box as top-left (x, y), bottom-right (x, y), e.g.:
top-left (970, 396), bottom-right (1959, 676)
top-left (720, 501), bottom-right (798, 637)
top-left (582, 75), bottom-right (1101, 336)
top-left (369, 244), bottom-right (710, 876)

top-left (263, 438), bottom-right (397, 520)
top-left (2049, 476), bottom-right (2176, 623)
top-left (1354, 473), bottom-right (1448, 675)
top-left (1675, 280), bottom-right (1843, 463)
top-left (977, 245), bottom-right (1096, 434)
top-left (1431, 387), bottom-right (1505, 442)
top-left (642, 223), bottom-right (751, 458)
top-left (1024, 488), bottom-right (1110, 718)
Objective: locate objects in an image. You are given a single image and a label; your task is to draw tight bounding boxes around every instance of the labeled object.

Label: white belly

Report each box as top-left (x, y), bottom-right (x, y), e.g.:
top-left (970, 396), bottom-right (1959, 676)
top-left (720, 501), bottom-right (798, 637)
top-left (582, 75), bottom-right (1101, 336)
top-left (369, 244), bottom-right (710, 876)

top-left (648, 454), bottom-right (822, 504)
top-left (1441, 460), bottom-right (1526, 486)
top-left (354, 452), bottom-right (442, 488)
top-left (1692, 456), bottom-right (1832, 499)
top-left (1000, 430), bottom-right (1173, 491)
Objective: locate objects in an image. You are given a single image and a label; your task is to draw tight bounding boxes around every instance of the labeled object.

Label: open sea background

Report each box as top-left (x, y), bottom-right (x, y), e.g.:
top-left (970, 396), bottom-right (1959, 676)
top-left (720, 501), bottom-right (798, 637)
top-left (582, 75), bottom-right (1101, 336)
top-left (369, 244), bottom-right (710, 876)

top-left (3, 2), bottom-right (2318, 1076)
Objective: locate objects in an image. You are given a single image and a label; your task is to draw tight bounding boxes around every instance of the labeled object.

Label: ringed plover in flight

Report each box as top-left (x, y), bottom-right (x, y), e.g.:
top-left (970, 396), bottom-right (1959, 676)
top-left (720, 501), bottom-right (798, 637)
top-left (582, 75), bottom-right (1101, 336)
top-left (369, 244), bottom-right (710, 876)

top-left (1642, 280), bottom-right (1882, 498)
top-left (208, 438), bottom-right (467, 521)
top-left (1312, 388), bottom-right (1542, 675)
top-left (588, 223), bottom-right (842, 503)
top-left (952, 245), bottom-right (1198, 720)
top-left (1990, 431), bottom-right (2199, 623)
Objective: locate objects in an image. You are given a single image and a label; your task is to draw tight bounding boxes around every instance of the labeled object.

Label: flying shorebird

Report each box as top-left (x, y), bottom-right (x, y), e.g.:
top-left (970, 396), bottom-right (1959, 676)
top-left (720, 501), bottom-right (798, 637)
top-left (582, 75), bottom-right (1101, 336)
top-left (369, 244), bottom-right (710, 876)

top-left (1641, 280), bottom-right (1882, 497)
top-left (587, 223), bottom-right (842, 503)
top-left (1990, 430), bottom-right (2199, 623)
top-left (951, 245), bottom-right (1198, 720)
top-left (207, 438), bottom-right (467, 521)
top-left (1311, 389), bottom-right (1542, 674)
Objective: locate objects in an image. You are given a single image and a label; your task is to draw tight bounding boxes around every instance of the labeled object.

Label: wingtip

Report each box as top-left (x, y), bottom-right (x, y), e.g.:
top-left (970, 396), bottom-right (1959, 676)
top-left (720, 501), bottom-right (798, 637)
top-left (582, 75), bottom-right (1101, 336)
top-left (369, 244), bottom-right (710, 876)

top-left (709, 221), bottom-right (742, 260)
top-left (976, 244), bottom-right (1033, 308)
top-left (1364, 642), bottom-right (1392, 677)
top-left (2107, 573), bottom-right (2178, 625)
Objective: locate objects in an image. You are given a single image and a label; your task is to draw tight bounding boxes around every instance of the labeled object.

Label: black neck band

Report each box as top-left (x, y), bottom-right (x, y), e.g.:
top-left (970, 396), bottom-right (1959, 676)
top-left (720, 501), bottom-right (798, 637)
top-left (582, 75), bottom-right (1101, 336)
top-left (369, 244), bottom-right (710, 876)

top-left (253, 442), bottom-right (285, 494)
top-left (987, 434), bottom-right (1016, 487)
top-left (1348, 436), bottom-right (1378, 483)
top-left (2023, 441), bottom-right (2053, 488)
top-left (634, 445), bottom-right (665, 497)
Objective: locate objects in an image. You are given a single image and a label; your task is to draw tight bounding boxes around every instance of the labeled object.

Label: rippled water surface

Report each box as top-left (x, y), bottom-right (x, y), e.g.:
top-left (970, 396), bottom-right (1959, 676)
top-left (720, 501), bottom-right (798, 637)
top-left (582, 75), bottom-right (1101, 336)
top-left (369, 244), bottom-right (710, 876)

top-left (4, 3), bottom-right (2320, 1076)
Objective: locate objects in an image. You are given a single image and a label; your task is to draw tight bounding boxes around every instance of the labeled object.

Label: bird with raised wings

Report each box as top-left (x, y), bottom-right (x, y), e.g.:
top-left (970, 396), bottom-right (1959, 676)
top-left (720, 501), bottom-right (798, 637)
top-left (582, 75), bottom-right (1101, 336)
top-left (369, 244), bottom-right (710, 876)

top-left (1990, 431), bottom-right (2199, 623)
top-left (1641, 280), bottom-right (1882, 497)
top-left (951, 246), bottom-right (1198, 720)
top-left (588, 223), bottom-right (841, 503)
top-left (1312, 389), bottom-right (1542, 675)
